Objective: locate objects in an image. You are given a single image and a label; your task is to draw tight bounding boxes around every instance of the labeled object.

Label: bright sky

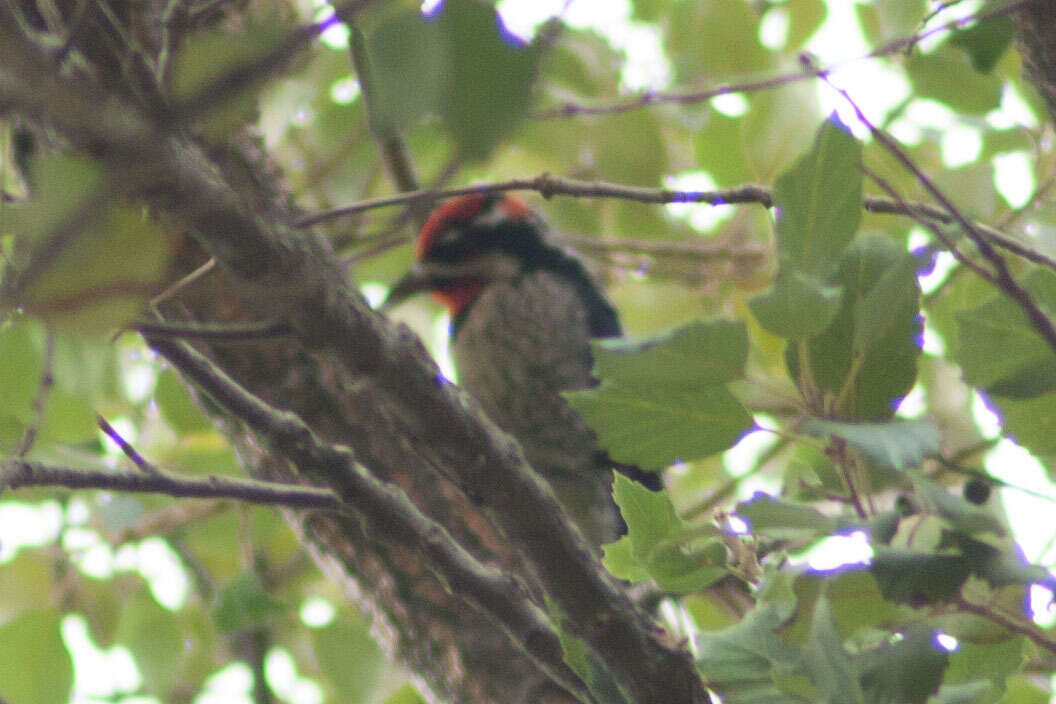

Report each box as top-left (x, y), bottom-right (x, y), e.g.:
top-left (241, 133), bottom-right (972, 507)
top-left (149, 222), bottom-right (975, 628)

top-left (1, 1), bottom-right (1051, 702)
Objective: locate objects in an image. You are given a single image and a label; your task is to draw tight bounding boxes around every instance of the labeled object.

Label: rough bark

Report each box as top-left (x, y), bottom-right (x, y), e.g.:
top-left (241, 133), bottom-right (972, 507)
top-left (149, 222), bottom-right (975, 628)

top-left (1011, 0), bottom-right (1056, 122)
top-left (0, 2), bottom-right (703, 701)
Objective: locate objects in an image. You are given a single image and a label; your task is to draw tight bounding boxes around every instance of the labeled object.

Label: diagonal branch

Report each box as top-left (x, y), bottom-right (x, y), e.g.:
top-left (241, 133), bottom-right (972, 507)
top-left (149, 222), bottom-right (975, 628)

top-left (0, 11), bottom-right (699, 702)
top-left (142, 335), bottom-right (594, 702)
top-left (820, 68), bottom-right (1056, 357)
top-left (2, 19), bottom-right (703, 698)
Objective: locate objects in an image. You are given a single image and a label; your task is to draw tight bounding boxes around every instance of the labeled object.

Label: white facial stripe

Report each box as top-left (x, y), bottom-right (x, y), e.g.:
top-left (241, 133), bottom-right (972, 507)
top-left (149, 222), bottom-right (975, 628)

top-left (471, 198), bottom-right (510, 228)
top-left (418, 251), bottom-right (522, 280)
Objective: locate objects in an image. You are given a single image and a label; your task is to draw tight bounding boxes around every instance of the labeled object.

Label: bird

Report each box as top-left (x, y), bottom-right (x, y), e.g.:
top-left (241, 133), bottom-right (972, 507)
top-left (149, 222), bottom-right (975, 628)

top-left (384, 192), bottom-right (660, 549)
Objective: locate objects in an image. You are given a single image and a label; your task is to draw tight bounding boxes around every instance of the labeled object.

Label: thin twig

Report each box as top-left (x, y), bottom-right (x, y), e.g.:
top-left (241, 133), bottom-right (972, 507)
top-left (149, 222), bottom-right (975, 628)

top-left (165, 15), bottom-right (341, 124)
top-left (954, 594), bottom-right (1056, 656)
top-left (302, 175), bottom-right (1056, 274)
top-left (97, 414), bottom-right (158, 474)
top-left (531, 0), bottom-right (1029, 119)
top-left (2, 458), bottom-right (342, 508)
top-left (133, 319), bottom-right (292, 341)
top-left (826, 437), bottom-right (869, 520)
top-left (862, 165), bottom-right (996, 284)
top-left (297, 176), bottom-right (774, 226)
top-left (150, 257), bottom-right (216, 309)
top-left (819, 64), bottom-right (1056, 357)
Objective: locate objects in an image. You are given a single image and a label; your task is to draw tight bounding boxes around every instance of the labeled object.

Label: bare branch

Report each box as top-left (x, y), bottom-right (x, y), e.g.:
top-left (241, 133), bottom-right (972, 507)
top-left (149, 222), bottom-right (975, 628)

top-left (302, 174), bottom-right (1056, 276)
top-left (165, 15), bottom-right (341, 124)
top-left (97, 414), bottom-right (159, 474)
top-left (2, 458), bottom-right (343, 509)
top-left (954, 595), bottom-right (1056, 656)
top-left (532, 0), bottom-right (1029, 120)
top-left (133, 319), bottom-right (292, 341)
top-left (820, 65), bottom-right (1056, 357)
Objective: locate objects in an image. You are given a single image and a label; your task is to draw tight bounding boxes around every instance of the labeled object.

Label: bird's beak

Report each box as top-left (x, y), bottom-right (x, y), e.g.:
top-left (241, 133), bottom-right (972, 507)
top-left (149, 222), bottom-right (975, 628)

top-left (380, 263), bottom-right (434, 311)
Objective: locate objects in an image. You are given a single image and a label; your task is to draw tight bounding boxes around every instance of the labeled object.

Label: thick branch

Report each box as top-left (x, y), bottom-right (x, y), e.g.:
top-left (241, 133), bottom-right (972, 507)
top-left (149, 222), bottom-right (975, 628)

top-left (142, 336), bottom-right (591, 702)
top-left (0, 22), bottom-right (703, 701)
top-left (1011, 0), bottom-right (1056, 122)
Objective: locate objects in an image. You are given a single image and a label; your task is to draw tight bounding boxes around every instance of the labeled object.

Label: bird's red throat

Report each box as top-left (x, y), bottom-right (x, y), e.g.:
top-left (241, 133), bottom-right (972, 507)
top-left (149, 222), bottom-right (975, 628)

top-left (431, 281), bottom-right (485, 319)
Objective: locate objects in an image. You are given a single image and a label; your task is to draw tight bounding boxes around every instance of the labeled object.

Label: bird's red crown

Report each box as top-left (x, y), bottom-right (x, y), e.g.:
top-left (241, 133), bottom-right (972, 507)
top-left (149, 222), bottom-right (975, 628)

top-left (416, 193), bottom-right (531, 260)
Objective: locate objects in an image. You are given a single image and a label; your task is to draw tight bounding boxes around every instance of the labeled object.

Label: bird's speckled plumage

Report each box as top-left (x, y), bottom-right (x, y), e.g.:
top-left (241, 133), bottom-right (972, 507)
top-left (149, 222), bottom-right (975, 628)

top-left (453, 267), bottom-right (622, 546)
top-left (389, 193), bottom-right (657, 548)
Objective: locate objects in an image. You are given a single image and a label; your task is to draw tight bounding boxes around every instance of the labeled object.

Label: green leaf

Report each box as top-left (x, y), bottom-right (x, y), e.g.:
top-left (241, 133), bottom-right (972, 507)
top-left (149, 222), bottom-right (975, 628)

top-left (955, 269), bottom-right (1056, 397)
top-left (155, 369), bottom-right (212, 434)
top-left (435, 0), bottom-right (539, 159)
top-left (666, 0), bottom-right (772, 82)
top-left (911, 477), bottom-right (1006, 539)
top-left (115, 592), bottom-right (183, 696)
top-left (608, 474), bottom-right (725, 593)
top-left (169, 17), bottom-right (288, 138)
top-left (943, 637), bottom-right (1024, 700)
top-left (569, 381), bottom-right (752, 469)
top-left (0, 318), bottom-right (44, 423)
top-left (694, 111), bottom-right (753, 186)
top-left (312, 620), bottom-right (384, 704)
top-left (212, 572), bottom-right (288, 633)
top-left (749, 269), bottom-right (843, 339)
top-left (38, 387), bottom-right (97, 445)
top-left (735, 492), bottom-right (837, 541)
top-left (995, 674), bottom-right (1050, 704)
top-left (649, 539), bottom-right (728, 594)
top-left (94, 494), bottom-right (145, 534)
top-left (870, 548), bottom-right (971, 605)
top-left (695, 597), bottom-right (801, 688)
top-left (852, 252), bottom-right (919, 355)
top-left (593, 319), bottom-right (749, 386)
top-left (743, 83), bottom-right (822, 182)
top-left (906, 44), bottom-right (1003, 115)
top-left (800, 594), bottom-right (863, 704)
top-left (990, 391), bottom-right (1056, 455)
top-left (0, 551), bottom-right (53, 622)
top-left (594, 110), bottom-right (668, 185)
top-left (601, 535), bottom-right (652, 583)
top-left (0, 154), bottom-right (100, 249)
top-left (802, 419), bottom-right (939, 470)
top-left (569, 320), bottom-right (753, 468)
top-left (613, 474), bottom-right (681, 556)
top-left (773, 116), bottom-right (863, 277)
top-left (542, 30), bottom-right (617, 98)
top-left (788, 236), bottom-right (922, 420)
top-left (855, 0), bottom-right (927, 41)
top-left (949, 16), bottom-right (1014, 73)
top-left (784, 0), bottom-right (828, 51)
top-left (782, 569), bottom-right (903, 648)
top-left (363, 12), bottom-right (444, 135)
top-left (0, 610), bottom-right (73, 704)
top-left (858, 625), bottom-right (949, 704)
top-left (927, 681), bottom-right (994, 704)
top-left (381, 685), bottom-right (426, 704)
top-left (17, 204), bottom-right (171, 334)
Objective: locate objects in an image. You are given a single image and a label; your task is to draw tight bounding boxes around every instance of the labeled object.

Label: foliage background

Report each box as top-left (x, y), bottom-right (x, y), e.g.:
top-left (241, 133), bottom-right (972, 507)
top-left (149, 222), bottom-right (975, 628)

top-left (2, 0), bottom-right (1056, 702)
